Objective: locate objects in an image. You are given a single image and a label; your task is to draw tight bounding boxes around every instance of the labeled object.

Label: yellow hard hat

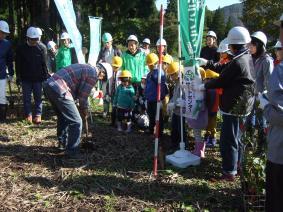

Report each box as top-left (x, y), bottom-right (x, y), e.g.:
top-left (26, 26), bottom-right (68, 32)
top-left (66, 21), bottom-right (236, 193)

top-left (112, 56), bottom-right (123, 68)
top-left (205, 69), bottom-right (219, 79)
top-left (199, 67), bottom-right (206, 79)
top-left (146, 53), bottom-right (159, 66)
top-left (167, 62), bottom-right (183, 75)
top-left (119, 70), bottom-right (132, 78)
top-left (162, 54), bottom-right (173, 64)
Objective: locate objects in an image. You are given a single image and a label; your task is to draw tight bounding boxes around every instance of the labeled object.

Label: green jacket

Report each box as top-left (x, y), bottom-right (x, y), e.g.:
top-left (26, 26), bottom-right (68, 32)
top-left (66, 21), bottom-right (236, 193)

top-left (55, 46), bottom-right (78, 71)
top-left (122, 50), bottom-right (148, 83)
top-left (113, 84), bottom-right (135, 109)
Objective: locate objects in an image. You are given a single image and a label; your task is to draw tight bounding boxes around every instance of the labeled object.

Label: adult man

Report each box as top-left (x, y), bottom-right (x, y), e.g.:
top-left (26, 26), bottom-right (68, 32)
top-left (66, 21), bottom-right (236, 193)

top-left (43, 63), bottom-right (112, 158)
top-left (0, 20), bottom-right (13, 122)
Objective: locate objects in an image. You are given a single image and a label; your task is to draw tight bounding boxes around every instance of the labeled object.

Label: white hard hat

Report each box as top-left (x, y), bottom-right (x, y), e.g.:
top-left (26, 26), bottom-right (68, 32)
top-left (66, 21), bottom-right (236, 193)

top-left (143, 38), bottom-right (150, 45)
top-left (217, 38), bottom-right (229, 53)
top-left (227, 26), bottom-right (251, 45)
top-left (47, 41), bottom-right (57, 50)
top-left (26, 27), bottom-right (41, 38)
top-left (127, 35), bottom-right (138, 43)
top-left (251, 31), bottom-right (267, 46)
top-left (98, 62), bottom-right (113, 80)
top-left (37, 28), bottom-right (43, 36)
top-left (274, 13), bottom-right (283, 26)
top-left (207, 31), bottom-right (217, 39)
top-left (0, 20), bottom-right (10, 33)
top-left (60, 32), bottom-right (70, 40)
top-left (156, 38), bottom-right (167, 46)
top-left (274, 40), bottom-right (282, 48)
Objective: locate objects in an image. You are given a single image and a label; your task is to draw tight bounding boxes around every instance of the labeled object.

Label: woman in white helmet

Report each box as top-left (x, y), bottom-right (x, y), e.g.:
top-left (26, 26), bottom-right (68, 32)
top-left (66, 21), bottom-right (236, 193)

top-left (55, 32), bottom-right (78, 71)
top-left (274, 40), bottom-right (283, 66)
top-left (16, 26), bottom-right (49, 124)
top-left (200, 30), bottom-right (219, 63)
top-left (140, 38), bottom-right (151, 55)
top-left (0, 20), bottom-right (13, 122)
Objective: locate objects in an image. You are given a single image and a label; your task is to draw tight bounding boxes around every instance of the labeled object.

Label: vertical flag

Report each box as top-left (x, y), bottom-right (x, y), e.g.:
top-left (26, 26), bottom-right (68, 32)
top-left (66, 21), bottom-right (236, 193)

top-left (88, 17), bottom-right (102, 66)
top-left (54, 0), bottom-right (85, 64)
top-left (179, 0), bottom-right (206, 119)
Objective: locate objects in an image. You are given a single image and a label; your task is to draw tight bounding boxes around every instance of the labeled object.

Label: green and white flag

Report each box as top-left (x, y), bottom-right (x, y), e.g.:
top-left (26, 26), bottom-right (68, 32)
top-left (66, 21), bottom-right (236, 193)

top-left (179, 0), bottom-right (206, 120)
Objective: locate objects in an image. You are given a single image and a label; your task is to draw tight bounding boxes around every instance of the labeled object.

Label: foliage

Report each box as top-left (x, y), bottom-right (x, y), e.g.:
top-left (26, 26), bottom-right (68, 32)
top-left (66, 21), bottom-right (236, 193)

top-left (210, 8), bottom-right (226, 41)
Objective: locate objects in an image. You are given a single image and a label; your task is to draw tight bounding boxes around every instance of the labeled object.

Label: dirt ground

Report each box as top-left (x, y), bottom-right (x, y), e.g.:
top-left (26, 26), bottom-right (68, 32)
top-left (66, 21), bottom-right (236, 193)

top-left (0, 100), bottom-right (243, 211)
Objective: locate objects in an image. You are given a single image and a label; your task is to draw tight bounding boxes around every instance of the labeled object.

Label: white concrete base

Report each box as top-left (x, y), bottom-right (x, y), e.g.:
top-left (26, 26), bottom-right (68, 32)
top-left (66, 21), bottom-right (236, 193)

top-left (166, 150), bottom-right (201, 168)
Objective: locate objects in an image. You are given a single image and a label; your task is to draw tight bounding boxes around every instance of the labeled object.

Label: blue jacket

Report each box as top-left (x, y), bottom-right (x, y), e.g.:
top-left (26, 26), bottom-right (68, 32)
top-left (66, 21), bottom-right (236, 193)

top-left (145, 68), bottom-right (167, 102)
top-left (113, 84), bottom-right (135, 109)
top-left (0, 39), bottom-right (14, 79)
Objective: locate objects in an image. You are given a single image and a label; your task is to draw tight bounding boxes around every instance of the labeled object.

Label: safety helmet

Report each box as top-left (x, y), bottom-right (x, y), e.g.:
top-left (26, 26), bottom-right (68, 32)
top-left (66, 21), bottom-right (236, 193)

top-left (162, 54), bottom-right (173, 64)
top-left (0, 20), bottom-right (10, 33)
top-left (127, 35), bottom-right (138, 43)
top-left (207, 31), bottom-right (217, 39)
top-left (251, 31), bottom-right (267, 46)
top-left (47, 41), bottom-right (57, 50)
top-left (119, 70), bottom-right (132, 78)
top-left (199, 67), bottom-right (206, 79)
top-left (102, 32), bottom-right (113, 43)
top-left (156, 38), bottom-right (167, 46)
top-left (26, 27), bottom-right (41, 38)
top-left (98, 62), bottom-right (113, 80)
top-left (274, 13), bottom-right (283, 26)
top-left (205, 69), bottom-right (219, 79)
top-left (146, 53), bottom-right (159, 66)
top-left (137, 114), bottom-right (149, 128)
top-left (112, 56), bottom-right (123, 68)
top-left (167, 61), bottom-right (183, 75)
top-left (274, 40), bottom-right (282, 48)
top-left (227, 26), bottom-right (251, 45)
top-left (37, 28), bottom-right (43, 36)
top-left (217, 38), bottom-right (229, 53)
top-left (60, 32), bottom-right (70, 40)
top-left (143, 38), bottom-right (150, 45)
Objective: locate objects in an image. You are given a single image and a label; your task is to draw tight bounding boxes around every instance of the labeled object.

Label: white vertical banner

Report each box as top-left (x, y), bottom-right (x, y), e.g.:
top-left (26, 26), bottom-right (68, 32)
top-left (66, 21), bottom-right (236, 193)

top-left (88, 16), bottom-right (102, 66)
top-left (54, 0), bottom-right (85, 64)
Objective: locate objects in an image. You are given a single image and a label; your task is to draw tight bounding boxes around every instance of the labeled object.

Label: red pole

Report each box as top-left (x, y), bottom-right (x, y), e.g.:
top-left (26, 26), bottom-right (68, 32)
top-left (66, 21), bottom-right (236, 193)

top-left (153, 4), bottom-right (164, 177)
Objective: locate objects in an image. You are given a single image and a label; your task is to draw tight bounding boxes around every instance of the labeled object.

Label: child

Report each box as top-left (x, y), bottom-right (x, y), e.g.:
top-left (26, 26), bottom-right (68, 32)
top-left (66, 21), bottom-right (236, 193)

top-left (47, 41), bottom-right (58, 73)
top-left (166, 62), bottom-right (187, 150)
top-left (113, 70), bottom-right (135, 133)
top-left (144, 53), bottom-right (167, 136)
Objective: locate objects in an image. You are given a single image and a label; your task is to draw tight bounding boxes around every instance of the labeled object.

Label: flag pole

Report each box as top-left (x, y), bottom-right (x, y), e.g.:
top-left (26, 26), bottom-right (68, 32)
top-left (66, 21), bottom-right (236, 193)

top-left (153, 4), bottom-right (164, 177)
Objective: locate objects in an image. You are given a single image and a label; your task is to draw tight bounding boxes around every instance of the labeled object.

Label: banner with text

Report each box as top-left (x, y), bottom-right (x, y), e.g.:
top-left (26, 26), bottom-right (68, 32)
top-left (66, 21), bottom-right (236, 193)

top-left (88, 16), bottom-right (102, 66)
top-left (54, 0), bottom-right (85, 64)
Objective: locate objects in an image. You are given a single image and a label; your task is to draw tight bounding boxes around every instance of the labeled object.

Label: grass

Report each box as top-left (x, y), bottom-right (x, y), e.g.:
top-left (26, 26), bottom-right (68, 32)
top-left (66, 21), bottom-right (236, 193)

top-left (0, 98), bottom-right (243, 211)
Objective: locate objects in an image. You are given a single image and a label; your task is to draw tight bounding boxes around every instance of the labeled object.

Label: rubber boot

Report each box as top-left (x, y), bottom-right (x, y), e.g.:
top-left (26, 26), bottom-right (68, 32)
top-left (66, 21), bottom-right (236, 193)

top-left (0, 104), bottom-right (7, 122)
top-left (117, 122), bottom-right (123, 132)
top-left (125, 122), bottom-right (132, 133)
top-left (192, 142), bottom-right (205, 158)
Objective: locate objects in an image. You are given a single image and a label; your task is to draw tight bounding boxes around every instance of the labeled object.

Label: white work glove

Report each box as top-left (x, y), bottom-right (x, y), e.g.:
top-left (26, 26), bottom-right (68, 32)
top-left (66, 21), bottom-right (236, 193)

top-left (167, 102), bottom-right (175, 114)
top-left (196, 58), bottom-right (208, 66)
top-left (191, 78), bottom-right (205, 91)
top-left (176, 98), bottom-right (185, 107)
top-left (258, 92), bottom-right (269, 110)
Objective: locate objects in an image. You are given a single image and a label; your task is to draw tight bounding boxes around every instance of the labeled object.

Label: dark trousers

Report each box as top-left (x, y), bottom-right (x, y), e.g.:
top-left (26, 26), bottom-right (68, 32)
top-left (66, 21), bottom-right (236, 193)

top-left (22, 81), bottom-right (43, 116)
top-left (266, 160), bottom-right (283, 212)
top-left (220, 114), bottom-right (244, 175)
top-left (147, 101), bottom-right (164, 137)
top-left (171, 113), bottom-right (187, 147)
top-left (43, 83), bottom-right (82, 154)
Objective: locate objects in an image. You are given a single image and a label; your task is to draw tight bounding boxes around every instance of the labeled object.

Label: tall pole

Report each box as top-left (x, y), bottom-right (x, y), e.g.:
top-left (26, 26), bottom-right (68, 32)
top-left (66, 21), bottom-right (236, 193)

top-left (153, 4), bottom-right (164, 177)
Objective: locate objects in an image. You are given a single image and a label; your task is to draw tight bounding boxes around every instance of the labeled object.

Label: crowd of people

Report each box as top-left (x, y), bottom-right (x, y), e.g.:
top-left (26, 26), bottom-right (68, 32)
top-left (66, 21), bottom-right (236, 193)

top-left (0, 13), bottom-right (283, 211)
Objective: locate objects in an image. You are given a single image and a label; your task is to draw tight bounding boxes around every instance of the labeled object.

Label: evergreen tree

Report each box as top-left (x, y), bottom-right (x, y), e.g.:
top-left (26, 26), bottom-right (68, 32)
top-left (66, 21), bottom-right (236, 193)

top-left (225, 17), bottom-right (233, 38)
top-left (210, 7), bottom-right (226, 41)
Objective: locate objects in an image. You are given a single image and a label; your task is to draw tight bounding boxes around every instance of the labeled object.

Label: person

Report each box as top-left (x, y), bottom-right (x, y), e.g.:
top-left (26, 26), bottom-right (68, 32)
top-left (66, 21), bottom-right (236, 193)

top-left (122, 35), bottom-right (148, 91)
top-left (16, 26), bottom-right (49, 124)
top-left (195, 26), bottom-right (255, 181)
top-left (55, 32), bottom-right (78, 71)
top-left (217, 38), bottom-right (233, 65)
top-left (274, 40), bottom-right (283, 66)
top-left (47, 41), bottom-right (58, 73)
top-left (140, 38), bottom-right (151, 55)
top-left (133, 74), bottom-right (147, 124)
top-left (97, 32), bottom-right (122, 64)
top-left (248, 31), bottom-right (273, 153)
top-left (43, 63), bottom-right (111, 158)
top-left (263, 13), bottom-right (283, 212)
top-left (156, 38), bottom-right (173, 63)
top-left (0, 20), bottom-right (13, 122)
top-left (110, 56), bottom-right (123, 126)
top-left (200, 30), bottom-right (219, 63)
top-left (113, 70), bottom-right (135, 133)
top-left (166, 62), bottom-right (187, 150)
top-left (144, 53), bottom-right (167, 136)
